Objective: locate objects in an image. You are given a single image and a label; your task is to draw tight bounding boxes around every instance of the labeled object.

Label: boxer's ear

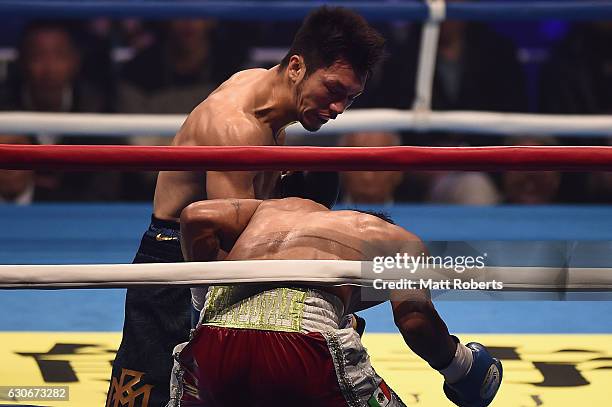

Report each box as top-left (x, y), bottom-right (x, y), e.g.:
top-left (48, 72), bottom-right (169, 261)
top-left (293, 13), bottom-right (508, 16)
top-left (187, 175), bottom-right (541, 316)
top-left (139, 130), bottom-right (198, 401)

top-left (287, 55), bottom-right (305, 83)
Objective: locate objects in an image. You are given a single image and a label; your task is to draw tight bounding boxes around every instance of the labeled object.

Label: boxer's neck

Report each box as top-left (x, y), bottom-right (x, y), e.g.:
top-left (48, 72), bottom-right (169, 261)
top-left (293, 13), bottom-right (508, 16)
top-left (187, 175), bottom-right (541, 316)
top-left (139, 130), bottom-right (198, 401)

top-left (251, 66), bottom-right (298, 138)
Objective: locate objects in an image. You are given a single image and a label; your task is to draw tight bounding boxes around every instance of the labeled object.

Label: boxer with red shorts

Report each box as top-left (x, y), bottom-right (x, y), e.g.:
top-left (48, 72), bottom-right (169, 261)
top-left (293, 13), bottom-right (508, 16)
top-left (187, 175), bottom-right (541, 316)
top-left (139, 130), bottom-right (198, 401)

top-left (168, 198), bottom-right (503, 407)
top-left (109, 8), bottom-right (384, 404)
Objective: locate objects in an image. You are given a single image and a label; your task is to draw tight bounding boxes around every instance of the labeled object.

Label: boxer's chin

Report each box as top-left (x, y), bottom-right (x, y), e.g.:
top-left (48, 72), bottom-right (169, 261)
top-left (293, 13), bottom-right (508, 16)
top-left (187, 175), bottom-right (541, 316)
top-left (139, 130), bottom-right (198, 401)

top-left (303, 122), bottom-right (322, 132)
top-left (300, 115), bottom-right (323, 132)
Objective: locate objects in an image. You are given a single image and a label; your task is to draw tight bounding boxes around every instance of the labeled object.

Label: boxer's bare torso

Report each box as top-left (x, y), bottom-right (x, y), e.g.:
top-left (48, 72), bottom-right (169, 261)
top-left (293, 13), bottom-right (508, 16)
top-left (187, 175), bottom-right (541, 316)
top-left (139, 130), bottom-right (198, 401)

top-left (181, 197), bottom-right (422, 311)
top-left (154, 58), bottom-right (366, 222)
top-left (154, 68), bottom-right (289, 221)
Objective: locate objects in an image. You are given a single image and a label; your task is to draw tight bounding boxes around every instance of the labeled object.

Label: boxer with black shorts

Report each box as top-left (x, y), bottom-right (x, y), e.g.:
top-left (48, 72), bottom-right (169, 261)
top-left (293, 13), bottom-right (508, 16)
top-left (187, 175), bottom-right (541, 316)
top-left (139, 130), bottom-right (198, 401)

top-left (107, 7), bottom-right (385, 406)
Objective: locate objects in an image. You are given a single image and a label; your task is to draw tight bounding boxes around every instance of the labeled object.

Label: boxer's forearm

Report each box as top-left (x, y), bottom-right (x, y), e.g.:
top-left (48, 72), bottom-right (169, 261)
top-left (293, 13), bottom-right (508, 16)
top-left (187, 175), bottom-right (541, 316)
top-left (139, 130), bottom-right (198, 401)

top-left (181, 226), bottom-right (221, 262)
top-left (180, 203), bottom-right (222, 261)
top-left (392, 300), bottom-right (456, 369)
top-left (180, 199), bottom-right (262, 259)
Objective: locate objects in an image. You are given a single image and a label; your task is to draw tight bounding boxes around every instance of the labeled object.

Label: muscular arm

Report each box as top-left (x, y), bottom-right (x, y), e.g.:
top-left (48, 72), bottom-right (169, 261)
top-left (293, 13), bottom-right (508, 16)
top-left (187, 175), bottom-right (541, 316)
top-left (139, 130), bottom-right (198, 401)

top-left (180, 199), bottom-right (262, 261)
top-left (388, 230), bottom-right (457, 369)
top-left (390, 240), bottom-right (503, 406)
top-left (201, 116), bottom-right (270, 200)
top-left (391, 290), bottom-right (456, 369)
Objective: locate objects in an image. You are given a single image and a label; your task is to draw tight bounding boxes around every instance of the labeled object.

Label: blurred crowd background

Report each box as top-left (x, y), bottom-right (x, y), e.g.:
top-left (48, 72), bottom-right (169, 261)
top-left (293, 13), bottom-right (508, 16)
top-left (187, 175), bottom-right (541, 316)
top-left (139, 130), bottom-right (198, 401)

top-left (1, 7), bottom-right (611, 205)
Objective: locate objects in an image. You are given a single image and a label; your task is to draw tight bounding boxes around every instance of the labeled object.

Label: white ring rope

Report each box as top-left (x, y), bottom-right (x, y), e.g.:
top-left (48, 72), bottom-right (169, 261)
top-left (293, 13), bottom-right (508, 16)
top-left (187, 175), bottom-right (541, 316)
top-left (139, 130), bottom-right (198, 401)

top-left (0, 260), bottom-right (610, 290)
top-left (2, 110), bottom-right (612, 138)
top-left (0, 2), bottom-right (605, 141)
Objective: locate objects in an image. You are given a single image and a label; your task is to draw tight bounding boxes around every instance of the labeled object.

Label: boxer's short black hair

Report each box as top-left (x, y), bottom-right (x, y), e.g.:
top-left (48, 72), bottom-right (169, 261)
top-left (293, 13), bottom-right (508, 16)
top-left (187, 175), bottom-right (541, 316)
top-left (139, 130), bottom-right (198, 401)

top-left (280, 6), bottom-right (385, 78)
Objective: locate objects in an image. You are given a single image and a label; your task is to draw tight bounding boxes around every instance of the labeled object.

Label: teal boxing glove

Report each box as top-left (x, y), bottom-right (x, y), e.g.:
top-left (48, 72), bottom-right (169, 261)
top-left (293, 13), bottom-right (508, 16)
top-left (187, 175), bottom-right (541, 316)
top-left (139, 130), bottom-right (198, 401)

top-left (442, 341), bottom-right (502, 407)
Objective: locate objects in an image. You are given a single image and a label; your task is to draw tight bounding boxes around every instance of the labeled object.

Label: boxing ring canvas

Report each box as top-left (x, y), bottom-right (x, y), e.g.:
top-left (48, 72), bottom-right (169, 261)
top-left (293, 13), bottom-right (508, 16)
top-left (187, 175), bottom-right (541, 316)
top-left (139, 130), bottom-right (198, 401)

top-left (1, 203), bottom-right (611, 406)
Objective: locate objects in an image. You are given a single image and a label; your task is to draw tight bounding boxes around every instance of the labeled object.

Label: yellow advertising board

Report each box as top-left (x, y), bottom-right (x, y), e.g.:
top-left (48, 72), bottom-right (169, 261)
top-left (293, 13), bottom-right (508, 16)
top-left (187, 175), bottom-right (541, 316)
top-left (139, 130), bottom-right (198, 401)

top-left (0, 333), bottom-right (610, 406)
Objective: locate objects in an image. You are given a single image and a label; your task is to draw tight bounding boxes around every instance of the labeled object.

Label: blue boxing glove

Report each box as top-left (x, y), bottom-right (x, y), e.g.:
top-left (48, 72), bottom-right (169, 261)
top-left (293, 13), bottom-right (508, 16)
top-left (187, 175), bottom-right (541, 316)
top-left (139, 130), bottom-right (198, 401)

top-left (442, 341), bottom-right (503, 407)
top-left (280, 171), bottom-right (339, 209)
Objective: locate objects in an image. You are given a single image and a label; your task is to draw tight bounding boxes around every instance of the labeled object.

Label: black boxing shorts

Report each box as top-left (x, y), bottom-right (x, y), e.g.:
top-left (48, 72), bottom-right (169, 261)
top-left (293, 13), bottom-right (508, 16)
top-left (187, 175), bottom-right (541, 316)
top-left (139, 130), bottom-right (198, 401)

top-left (106, 216), bottom-right (191, 407)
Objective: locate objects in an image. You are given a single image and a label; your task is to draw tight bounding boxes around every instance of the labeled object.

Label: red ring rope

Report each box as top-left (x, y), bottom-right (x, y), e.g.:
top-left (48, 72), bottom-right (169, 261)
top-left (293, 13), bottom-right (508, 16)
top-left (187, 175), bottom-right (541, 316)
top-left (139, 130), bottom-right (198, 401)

top-left (1, 144), bottom-right (611, 171)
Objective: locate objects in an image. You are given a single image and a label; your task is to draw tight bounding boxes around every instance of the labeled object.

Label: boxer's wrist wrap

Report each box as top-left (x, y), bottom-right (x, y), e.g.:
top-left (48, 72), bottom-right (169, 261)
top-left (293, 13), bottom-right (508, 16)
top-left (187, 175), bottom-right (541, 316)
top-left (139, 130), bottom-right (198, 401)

top-left (442, 339), bottom-right (503, 407)
top-left (438, 338), bottom-right (473, 384)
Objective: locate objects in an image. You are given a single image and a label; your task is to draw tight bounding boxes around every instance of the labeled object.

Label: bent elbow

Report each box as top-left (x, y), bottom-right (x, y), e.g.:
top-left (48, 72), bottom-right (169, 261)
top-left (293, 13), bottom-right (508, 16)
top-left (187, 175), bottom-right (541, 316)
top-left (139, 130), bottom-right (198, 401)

top-left (180, 202), bottom-right (214, 229)
top-left (180, 202), bottom-right (200, 228)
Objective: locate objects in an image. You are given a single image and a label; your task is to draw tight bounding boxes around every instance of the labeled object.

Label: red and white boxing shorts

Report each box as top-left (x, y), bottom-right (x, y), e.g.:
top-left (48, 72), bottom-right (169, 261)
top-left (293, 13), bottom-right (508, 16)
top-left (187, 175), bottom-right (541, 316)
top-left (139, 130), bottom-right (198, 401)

top-left (167, 286), bottom-right (406, 407)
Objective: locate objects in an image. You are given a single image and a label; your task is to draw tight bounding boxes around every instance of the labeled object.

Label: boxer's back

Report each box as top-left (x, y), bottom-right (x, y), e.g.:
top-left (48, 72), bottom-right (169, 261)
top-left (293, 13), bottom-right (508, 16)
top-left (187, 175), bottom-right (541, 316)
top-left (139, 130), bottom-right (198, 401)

top-left (226, 198), bottom-right (414, 309)
top-left (227, 200), bottom-right (393, 261)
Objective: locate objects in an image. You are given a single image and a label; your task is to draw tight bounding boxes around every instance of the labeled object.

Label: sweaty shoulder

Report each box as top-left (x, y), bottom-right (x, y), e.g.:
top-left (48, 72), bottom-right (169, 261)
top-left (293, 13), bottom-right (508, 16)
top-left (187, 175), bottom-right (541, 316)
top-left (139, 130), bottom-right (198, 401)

top-left (175, 69), bottom-right (271, 147)
top-left (339, 210), bottom-right (423, 254)
top-left (356, 212), bottom-right (414, 240)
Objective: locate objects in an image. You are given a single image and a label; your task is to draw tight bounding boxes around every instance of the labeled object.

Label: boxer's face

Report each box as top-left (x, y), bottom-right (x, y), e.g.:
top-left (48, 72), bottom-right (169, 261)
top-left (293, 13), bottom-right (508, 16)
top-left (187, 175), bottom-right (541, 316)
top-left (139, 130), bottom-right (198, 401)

top-left (295, 59), bottom-right (365, 132)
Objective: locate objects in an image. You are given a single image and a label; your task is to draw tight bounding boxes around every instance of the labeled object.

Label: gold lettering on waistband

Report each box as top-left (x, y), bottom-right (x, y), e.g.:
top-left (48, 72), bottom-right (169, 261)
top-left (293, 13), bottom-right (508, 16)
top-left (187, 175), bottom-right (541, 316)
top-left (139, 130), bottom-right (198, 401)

top-left (201, 286), bottom-right (307, 332)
